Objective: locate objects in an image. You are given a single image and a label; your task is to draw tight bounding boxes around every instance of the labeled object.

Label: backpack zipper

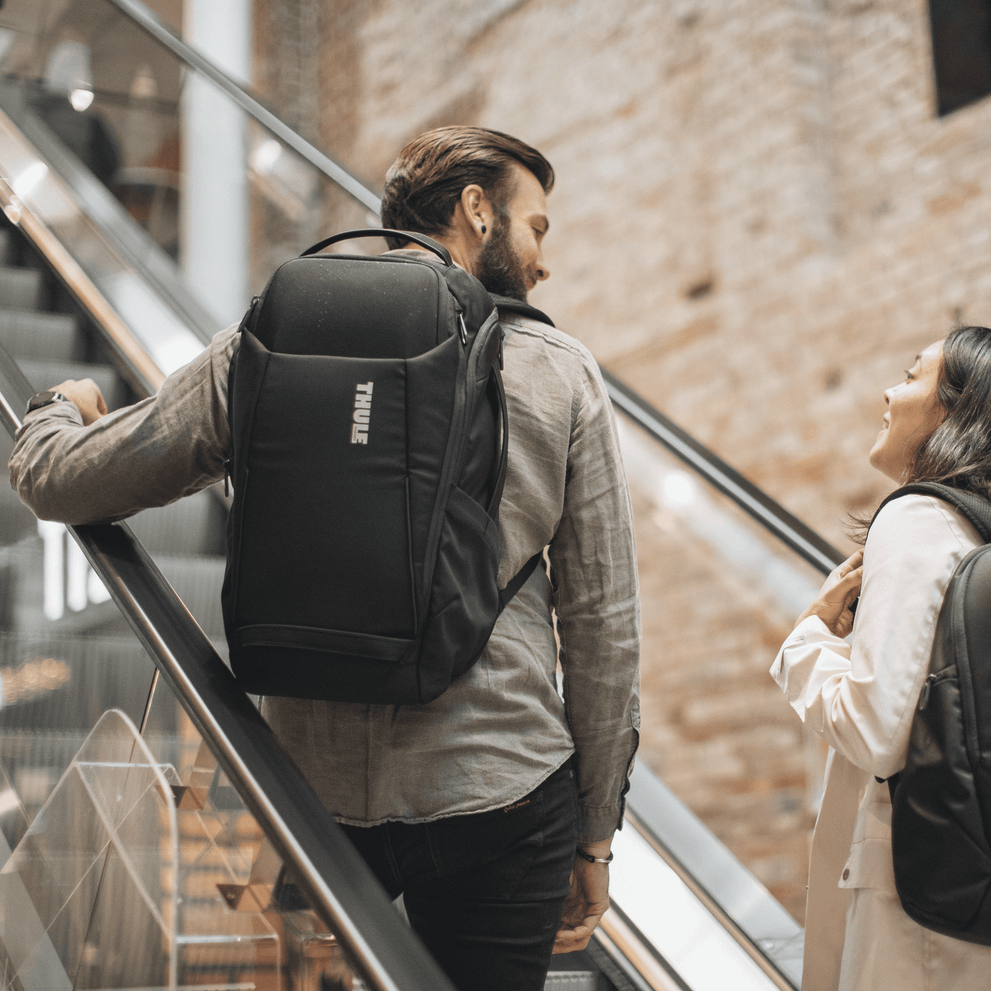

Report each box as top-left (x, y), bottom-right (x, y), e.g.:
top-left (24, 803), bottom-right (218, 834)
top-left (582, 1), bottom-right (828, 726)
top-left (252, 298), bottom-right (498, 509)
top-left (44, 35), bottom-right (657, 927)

top-left (918, 666), bottom-right (956, 710)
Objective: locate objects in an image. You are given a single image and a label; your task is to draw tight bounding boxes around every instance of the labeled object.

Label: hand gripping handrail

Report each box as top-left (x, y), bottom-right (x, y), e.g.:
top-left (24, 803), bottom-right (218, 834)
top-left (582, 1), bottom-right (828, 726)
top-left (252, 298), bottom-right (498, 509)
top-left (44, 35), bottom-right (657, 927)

top-left (0, 349), bottom-right (457, 991)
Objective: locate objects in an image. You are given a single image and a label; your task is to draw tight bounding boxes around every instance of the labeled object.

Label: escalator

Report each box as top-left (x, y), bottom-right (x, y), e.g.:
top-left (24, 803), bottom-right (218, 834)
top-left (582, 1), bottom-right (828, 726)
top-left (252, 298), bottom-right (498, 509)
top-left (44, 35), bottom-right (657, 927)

top-left (0, 1), bottom-right (840, 988)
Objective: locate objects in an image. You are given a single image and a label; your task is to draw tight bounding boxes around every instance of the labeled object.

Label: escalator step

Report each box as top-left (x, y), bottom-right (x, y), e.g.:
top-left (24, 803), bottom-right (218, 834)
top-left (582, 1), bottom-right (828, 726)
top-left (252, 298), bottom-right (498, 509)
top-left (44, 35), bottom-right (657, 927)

top-left (543, 972), bottom-right (603, 990)
top-left (0, 266), bottom-right (42, 312)
top-left (0, 311), bottom-right (81, 362)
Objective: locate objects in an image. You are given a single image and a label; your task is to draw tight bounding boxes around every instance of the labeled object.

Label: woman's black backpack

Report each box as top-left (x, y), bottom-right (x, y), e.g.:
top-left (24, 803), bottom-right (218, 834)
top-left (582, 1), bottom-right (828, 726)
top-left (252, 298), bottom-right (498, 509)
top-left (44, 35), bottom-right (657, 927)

top-left (875, 482), bottom-right (991, 944)
top-left (222, 229), bottom-right (537, 705)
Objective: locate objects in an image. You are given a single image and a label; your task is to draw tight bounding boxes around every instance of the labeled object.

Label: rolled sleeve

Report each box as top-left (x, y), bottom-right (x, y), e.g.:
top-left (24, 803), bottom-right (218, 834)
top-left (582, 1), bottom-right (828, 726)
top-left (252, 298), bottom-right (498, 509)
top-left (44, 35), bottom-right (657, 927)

top-left (9, 327), bottom-right (238, 523)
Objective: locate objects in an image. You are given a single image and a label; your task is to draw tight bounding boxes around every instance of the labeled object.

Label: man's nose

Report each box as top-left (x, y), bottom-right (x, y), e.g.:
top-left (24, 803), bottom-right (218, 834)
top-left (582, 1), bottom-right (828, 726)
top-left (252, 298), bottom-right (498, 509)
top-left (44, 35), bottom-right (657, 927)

top-left (534, 258), bottom-right (550, 283)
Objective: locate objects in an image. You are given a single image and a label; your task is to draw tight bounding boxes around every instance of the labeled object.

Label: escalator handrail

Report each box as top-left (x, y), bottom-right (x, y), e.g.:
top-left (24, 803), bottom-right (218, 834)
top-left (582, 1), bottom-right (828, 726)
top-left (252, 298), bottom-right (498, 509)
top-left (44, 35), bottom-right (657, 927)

top-left (0, 173), bottom-right (165, 397)
top-left (603, 370), bottom-right (844, 575)
top-left (105, 0), bottom-right (381, 216)
top-left (0, 351), bottom-right (457, 991)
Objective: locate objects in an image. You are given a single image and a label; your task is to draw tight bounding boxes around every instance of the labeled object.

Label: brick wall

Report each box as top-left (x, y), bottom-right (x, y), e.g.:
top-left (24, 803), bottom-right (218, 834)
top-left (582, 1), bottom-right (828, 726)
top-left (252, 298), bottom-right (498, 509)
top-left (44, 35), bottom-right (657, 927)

top-left (252, 0), bottom-right (991, 922)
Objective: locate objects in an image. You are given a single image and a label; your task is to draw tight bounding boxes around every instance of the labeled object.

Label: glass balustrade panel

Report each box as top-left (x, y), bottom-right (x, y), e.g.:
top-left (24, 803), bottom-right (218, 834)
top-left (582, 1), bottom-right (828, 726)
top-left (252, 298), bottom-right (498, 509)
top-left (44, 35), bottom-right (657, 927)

top-left (0, 0), bottom-right (378, 334)
top-left (615, 410), bottom-right (831, 925)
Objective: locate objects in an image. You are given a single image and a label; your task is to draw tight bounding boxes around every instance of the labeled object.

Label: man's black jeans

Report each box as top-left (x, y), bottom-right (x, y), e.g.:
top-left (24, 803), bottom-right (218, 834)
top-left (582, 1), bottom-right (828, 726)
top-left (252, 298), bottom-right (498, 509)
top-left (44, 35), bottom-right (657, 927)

top-left (341, 759), bottom-right (580, 991)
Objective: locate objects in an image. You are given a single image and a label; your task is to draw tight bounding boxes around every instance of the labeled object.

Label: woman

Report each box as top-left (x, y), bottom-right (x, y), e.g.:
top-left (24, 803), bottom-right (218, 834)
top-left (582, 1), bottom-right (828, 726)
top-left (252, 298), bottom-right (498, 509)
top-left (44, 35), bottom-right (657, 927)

top-left (771, 325), bottom-right (991, 990)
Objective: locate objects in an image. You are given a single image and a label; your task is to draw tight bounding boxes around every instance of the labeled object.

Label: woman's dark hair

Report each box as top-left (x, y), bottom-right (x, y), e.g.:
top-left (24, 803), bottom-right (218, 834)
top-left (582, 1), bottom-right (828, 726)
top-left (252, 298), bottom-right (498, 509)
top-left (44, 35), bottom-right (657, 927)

top-left (380, 126), bottom-right (554, 249)
top-left (909, 324), bottom-right (991, 497)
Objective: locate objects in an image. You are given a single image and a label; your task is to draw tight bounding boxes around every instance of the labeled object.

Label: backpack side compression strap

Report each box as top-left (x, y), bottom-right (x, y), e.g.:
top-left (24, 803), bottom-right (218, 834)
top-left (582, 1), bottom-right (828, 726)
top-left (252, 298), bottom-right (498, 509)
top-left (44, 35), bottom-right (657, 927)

top-left (499, 553), bottom-right (543, 608)
top-left (484, 296), bottom-right (550, 606)
top-left (486, 299), bottom-right (553, 607)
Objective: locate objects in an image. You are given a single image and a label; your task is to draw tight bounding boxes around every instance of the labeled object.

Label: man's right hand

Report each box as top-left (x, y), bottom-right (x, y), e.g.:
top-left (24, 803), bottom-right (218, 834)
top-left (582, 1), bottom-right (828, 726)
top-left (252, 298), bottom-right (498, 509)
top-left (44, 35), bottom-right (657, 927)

top-left (50, 379), bottom-right (108, 426)
top-left (552, 848), bottom-right (611, 954)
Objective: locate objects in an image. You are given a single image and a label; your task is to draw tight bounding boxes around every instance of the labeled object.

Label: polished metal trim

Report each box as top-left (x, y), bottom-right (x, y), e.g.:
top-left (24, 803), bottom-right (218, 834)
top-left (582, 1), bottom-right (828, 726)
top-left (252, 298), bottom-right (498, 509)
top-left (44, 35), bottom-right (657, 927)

top-left (604, 369), bottom-right (841, 575)
top-left (596, 918), bottom-right (688, 991)
top-left (0, 175), bottom-right (165, 395)
top-left (624, 764), bottom-right (803, 989)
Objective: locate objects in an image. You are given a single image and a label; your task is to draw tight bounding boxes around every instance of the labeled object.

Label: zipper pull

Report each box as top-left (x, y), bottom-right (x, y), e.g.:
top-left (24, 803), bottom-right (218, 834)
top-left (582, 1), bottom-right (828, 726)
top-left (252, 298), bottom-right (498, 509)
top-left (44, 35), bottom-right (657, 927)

top-left (457, 312), bottom-right (468, 346)
top-left (918, 673), bottom-right (936, 711)
top-left (224, 459), bottom-right (231, 498)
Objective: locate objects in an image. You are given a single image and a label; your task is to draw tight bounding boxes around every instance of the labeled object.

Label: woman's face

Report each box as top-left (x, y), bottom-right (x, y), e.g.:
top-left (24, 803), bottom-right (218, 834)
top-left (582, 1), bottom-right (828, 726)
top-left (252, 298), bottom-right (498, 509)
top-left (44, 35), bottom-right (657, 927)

top-left (869, 340), bottom-right (946, 483)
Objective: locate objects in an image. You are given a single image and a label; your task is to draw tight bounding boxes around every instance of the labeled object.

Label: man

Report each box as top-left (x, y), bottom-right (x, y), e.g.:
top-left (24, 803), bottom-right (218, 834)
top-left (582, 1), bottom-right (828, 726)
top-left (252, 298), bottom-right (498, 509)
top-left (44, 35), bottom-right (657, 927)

top-left (9, 126), bottom-right (640, 991)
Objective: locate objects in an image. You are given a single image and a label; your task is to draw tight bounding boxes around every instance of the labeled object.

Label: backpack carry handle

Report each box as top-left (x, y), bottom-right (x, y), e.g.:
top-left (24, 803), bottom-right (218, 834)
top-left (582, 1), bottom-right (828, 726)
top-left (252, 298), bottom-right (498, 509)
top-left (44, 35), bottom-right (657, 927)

top-left (300, 229), bottom-right (453, 266)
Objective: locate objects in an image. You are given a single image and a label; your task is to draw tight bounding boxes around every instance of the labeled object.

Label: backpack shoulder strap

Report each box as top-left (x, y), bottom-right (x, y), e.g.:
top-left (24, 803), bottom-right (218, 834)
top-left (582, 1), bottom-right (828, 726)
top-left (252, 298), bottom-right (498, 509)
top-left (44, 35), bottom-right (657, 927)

top-left (490, 295), bottom-right (556, 327)
top-left (874, 482), bottom-right (991, 544)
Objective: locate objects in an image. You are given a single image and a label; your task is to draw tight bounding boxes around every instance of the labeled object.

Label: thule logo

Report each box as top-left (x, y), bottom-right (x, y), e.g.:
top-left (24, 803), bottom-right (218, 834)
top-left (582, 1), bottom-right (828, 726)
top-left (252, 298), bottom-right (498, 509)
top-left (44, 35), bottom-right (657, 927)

top-left (350, 381), bottom-right (373, 444)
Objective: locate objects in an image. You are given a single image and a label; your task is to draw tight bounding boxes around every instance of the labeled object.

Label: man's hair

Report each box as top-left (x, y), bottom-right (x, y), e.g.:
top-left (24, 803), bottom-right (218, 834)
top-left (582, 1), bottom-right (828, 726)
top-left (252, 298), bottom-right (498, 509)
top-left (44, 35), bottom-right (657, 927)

top-left (380, 126), bottom-right (554, 249)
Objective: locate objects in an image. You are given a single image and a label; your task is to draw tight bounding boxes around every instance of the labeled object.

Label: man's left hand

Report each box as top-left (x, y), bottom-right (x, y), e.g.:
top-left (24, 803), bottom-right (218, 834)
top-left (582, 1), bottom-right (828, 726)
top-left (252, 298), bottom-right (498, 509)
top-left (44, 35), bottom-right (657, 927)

top-left (552, 847), bottom-right (610, 954)
top-left (50, 379), bottom-right (107, 426)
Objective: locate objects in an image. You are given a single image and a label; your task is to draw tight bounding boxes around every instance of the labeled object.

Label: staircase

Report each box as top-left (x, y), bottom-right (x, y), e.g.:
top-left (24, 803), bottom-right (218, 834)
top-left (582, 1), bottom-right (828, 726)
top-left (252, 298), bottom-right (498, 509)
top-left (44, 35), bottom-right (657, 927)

top-left (0, 211), bottom-right (228, 819)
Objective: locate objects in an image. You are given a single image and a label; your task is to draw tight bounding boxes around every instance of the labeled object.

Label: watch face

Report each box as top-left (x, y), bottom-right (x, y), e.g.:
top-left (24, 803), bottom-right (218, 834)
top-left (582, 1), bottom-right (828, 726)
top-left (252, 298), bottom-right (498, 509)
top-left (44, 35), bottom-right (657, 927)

top-left (26, 391), bottom-right (60, 413)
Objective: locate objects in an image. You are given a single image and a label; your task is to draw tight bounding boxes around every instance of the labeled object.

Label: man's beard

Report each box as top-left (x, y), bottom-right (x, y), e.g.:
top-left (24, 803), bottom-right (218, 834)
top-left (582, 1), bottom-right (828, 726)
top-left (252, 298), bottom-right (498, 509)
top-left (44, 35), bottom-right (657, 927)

top-left (475, 215), bottom-right (529, 301)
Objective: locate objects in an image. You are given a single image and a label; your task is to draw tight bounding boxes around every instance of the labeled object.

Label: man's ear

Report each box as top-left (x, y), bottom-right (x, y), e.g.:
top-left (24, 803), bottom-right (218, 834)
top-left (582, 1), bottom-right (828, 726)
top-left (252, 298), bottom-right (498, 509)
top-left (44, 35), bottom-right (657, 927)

top-left (459, 184), bottom-right (490, 240)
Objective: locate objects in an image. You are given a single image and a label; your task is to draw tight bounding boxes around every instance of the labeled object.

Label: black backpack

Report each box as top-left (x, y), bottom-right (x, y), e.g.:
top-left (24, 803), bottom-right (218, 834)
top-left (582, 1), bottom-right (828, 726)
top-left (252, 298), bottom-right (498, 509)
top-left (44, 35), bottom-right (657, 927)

top-left (221, 229), bottom-right (538, 705)
top-left (874, 482), bottom-right (991, 944)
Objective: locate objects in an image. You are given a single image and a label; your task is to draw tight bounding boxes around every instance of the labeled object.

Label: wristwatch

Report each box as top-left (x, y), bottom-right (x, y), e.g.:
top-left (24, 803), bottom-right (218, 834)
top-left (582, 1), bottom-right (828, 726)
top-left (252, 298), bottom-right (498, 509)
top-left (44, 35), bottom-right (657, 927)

top-left (25, 391), bottom-right (67, 416)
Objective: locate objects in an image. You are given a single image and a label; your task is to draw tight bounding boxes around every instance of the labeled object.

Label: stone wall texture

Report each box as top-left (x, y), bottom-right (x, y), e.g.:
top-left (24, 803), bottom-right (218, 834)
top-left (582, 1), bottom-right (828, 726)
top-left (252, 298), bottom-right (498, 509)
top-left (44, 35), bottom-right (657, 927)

top-left (252, 0), bottom-right (991, 923)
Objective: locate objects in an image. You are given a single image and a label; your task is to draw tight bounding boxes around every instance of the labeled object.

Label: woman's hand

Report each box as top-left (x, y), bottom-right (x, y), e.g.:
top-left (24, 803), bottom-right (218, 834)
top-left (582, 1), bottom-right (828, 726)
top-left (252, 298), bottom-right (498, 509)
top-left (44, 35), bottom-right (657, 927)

top-left (795, 550), bottom-right (864, 638)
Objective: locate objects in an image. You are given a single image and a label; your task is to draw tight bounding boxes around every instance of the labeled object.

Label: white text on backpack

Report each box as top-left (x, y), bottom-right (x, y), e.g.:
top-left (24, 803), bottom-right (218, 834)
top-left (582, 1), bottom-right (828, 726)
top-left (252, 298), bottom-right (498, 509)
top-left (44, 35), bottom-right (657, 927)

top-left (351, 382), bottom-right (373, 444)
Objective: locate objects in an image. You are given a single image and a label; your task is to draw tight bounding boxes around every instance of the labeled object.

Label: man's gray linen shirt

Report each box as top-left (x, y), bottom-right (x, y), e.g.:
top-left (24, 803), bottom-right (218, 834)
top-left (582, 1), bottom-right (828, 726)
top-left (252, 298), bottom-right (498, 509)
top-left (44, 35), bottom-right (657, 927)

top-left (10, 310), bottom-right (640, 844)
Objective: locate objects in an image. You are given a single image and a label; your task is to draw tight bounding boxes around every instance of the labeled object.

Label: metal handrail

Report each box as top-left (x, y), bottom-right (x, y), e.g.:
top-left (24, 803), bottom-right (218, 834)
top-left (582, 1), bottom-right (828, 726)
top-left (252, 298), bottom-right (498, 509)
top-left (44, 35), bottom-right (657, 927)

top-left (623, 764), bottom-right (803, 990)
top-left (0, 176), bottom-right (165, 397)
top-left (603, 370), bottom-right (844, 575)
top-left (0, 353), bottom-right (456, 991)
